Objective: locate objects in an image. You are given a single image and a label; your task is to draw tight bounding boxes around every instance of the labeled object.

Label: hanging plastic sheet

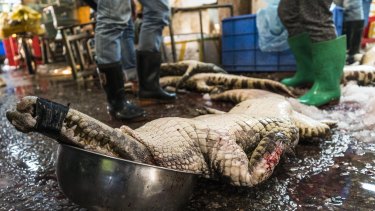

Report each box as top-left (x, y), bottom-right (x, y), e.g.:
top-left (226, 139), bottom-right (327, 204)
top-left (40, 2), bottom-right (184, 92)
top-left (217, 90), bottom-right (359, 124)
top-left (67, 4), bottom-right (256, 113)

top-left (256, 0), bottom-right (289, 52)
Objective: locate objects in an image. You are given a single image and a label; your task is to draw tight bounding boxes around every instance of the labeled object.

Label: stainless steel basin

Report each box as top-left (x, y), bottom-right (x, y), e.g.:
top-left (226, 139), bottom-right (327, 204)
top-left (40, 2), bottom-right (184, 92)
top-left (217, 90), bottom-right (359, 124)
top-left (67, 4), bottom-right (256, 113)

top-left (56, 144), bottom-right (198, 211)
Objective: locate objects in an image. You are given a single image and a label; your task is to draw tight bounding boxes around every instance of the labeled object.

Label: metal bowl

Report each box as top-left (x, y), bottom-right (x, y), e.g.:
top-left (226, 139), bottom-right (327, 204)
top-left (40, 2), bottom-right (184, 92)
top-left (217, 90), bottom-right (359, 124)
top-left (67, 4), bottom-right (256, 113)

top-left (56, 144), bottom-right (198, 211)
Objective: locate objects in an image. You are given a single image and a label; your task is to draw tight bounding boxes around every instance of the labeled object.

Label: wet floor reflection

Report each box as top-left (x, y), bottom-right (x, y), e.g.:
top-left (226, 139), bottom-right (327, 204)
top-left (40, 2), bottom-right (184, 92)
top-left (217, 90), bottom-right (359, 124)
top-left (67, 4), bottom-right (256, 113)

top-left (0, 69), bottom-right (375, 210)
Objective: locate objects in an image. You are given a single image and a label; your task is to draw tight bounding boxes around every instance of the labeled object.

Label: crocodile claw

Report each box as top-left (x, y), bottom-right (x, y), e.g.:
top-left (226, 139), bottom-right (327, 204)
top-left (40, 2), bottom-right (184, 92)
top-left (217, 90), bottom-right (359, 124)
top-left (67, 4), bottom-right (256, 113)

top-left (6, 96), bottom-right (38, 133)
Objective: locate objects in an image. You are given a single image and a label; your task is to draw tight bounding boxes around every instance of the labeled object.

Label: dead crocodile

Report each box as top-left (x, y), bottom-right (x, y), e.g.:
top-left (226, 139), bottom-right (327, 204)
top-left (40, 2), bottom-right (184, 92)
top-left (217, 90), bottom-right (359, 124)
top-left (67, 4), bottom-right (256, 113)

top-left (160, 73), bottom-right (296, 97)
top-left (208, 89), bottom-right (332, 139)
top-left (7, 96), bottom-right (301, 187)
top-left (160, 61), bottom-right (375, 87)
top-left (123, 60), bottom-right (226, 93)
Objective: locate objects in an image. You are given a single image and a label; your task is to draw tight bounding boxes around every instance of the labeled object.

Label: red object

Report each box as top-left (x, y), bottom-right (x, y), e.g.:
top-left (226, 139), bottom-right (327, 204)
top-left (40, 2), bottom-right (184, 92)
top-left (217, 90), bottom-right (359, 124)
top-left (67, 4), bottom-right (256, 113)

top-left (362, 16), bottom-right (375, 47)
top-left (3, 37), bottom-right (20, 66)
top-left (31, 35), bottom-right (42, 65)
top-left (3, 35), bottom-right (43, 68)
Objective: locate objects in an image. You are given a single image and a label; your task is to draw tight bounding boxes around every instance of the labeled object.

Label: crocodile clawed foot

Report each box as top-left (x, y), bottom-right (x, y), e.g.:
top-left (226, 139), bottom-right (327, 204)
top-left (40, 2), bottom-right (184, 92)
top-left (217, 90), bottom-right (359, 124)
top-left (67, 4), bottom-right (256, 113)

top-left (175, 62), bottom-right (196, 91)
top-left (6, 96), bottom-right (38, 133)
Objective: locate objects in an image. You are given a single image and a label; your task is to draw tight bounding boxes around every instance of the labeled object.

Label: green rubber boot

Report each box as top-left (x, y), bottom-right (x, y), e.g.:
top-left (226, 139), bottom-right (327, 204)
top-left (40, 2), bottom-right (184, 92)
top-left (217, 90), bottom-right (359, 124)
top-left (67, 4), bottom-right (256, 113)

top-left (281, 33), bottom-right (314, 87)
top-left (299, 36), bottom-right (346, 107)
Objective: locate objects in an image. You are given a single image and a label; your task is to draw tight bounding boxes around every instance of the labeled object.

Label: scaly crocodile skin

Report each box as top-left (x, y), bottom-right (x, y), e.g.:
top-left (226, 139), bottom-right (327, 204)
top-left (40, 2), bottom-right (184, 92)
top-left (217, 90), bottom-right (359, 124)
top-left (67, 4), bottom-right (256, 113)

top-left (7, 96), bottom-right (299, 187)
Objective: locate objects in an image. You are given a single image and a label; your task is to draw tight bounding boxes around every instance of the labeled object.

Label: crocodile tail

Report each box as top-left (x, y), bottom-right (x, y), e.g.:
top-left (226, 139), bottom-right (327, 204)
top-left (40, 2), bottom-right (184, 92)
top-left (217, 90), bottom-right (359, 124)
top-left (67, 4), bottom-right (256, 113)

top-left (211, 89), bottom-right (287, 104)
top-left (236, 75), bottom-right (294, 97)
top-left (230, 76), bottom-right (296, 97)
top-left (343, 70), bottom-right (374, 85)
top-left (210, 90), bottom-right (252, 103)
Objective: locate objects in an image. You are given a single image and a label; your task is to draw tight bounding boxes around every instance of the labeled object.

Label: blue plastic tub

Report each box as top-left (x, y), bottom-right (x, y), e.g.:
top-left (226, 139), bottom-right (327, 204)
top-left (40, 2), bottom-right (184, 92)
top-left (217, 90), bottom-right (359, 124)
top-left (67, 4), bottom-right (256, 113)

top-left (222, 7), bottom-right (344, 72)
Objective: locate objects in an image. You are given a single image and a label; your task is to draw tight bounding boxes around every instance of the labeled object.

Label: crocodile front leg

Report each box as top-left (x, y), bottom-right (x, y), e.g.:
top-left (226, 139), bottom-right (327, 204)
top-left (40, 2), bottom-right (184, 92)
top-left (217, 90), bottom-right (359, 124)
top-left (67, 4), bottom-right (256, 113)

top-left (175, 61), bottom-right (227, 90)
top-left (6, 96), bottom-right (155, 164)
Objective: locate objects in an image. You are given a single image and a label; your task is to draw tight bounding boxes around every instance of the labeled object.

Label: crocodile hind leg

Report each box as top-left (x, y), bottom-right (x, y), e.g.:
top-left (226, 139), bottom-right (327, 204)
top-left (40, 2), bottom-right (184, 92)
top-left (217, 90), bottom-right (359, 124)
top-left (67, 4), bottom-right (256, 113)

top-left (175, 62), bottom-right (196, 90)
top-left (176, 61), bottom-right (227, 90)
top-left (211, 132), bottom-right (292, 186)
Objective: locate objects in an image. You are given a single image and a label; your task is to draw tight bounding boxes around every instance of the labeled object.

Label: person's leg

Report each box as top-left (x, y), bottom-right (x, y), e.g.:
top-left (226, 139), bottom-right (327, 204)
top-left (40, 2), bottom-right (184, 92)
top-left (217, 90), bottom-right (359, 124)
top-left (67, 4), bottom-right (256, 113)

top-left (278, 0), bottom-right (314, 87)
top-left (301, 0), bottom-right (337, 42)
top-left (136, 0), bottom-right (176, 100)
top-left (138, 0), bottom-right (169, 52)
top-left (278, 0), bottom-right (304, 37)
top-left (120, 19), bottom-right (138, 81)
top-left (95, 0), bottom-right (144, 120)
top-left (342, 0), bottom-right (365, 64)
top-left (95, 0), bottom-right (132, 64)
top-left (345, 20), bottom-right (365, 64)
top-left (299, 0), bottom-right (346, 106)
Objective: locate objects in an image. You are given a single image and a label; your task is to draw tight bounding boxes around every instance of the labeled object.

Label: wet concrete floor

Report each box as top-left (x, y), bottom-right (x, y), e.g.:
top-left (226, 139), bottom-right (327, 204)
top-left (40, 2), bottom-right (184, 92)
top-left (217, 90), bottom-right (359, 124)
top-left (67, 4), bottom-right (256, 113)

top-left (1, 68), bottom-right (375, 210)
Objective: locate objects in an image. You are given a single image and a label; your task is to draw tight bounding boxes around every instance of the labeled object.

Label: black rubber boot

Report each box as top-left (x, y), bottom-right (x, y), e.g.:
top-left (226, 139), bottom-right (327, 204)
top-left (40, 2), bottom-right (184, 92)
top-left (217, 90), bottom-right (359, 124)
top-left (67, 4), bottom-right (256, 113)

top-left (97, 62), bottom-right (145, 120)
top-left (137, 50), bottom-right (176, 100)
top-left (344, 20), bottom-right (364, 64)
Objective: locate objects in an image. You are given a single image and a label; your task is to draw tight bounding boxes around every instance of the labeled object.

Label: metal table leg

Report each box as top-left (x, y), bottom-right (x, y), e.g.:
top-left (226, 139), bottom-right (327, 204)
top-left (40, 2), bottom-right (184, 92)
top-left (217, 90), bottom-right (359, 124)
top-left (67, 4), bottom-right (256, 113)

top-left (61, 29), bottom-right (78, 80)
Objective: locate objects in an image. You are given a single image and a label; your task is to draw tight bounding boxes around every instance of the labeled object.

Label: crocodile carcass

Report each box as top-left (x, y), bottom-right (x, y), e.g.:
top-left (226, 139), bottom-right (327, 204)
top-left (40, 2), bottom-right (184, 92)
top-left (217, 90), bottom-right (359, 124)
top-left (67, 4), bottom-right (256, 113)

top-left (5, 96), bottom-right (309, 187)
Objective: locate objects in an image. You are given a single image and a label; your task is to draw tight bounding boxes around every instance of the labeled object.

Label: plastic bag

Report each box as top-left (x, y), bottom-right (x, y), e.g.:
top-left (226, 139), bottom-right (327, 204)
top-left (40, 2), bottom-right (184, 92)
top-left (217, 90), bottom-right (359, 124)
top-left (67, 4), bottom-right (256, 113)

top-left (256, 0), bottom-right (289, 52)
top-left (0, 5), bottom-right (45, 38)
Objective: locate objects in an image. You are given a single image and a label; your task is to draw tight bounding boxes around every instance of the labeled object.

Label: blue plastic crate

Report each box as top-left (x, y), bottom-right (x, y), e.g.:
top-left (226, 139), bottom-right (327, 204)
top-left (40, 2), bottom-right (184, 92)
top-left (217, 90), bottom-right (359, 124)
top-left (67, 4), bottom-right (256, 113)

top-left (222, 7), bottom-right (344, 72)
top-left (0, 41), bottom-right (5, 57)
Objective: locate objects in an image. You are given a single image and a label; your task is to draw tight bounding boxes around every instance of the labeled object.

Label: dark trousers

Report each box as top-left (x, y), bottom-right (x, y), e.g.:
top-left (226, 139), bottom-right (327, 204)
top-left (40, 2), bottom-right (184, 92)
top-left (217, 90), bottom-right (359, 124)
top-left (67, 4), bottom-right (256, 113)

top-left (278, 0), bottom-right (337, 42)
